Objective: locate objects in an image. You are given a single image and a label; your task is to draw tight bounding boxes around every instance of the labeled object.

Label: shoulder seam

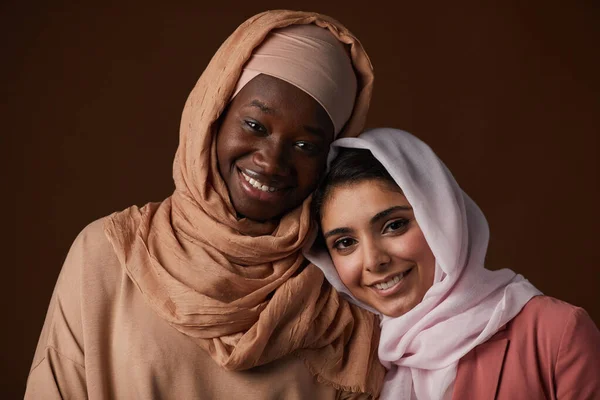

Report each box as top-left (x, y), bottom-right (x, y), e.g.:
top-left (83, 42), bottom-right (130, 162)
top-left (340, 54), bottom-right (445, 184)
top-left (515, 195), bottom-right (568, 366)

top-left (29, 292), bottom-right (60, 372)
top-left (28, 345), bottom-right (85, 378)
top-left (48, 345), bottom-right (85, 369)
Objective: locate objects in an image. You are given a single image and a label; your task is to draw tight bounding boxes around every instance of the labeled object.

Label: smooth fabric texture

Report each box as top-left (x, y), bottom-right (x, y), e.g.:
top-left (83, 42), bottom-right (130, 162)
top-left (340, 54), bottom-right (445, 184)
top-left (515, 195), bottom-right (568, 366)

top-left (24, 219), bottom-right (374, 400)
top-left (305, 128), bottom-right (542, 399)
top-left (95, 9), bottom-right (384, 397)
top-left (452, 296), bottom-right (600, 399)
top-left (232, 24), bottom-right (357, 135)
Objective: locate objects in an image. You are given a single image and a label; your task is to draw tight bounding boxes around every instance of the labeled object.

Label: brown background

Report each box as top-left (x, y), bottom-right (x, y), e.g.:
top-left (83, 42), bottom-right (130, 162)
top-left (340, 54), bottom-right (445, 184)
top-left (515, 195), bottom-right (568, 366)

top-left (3, 1), bottom-right (599, 398)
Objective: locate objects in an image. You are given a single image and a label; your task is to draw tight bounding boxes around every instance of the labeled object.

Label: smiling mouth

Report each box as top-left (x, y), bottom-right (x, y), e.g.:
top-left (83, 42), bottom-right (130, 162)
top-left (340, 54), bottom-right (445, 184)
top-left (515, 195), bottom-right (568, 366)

top-left (370, 267), bottom-right (414, 291)
top-left (240, 170), bottom-right (280, 192)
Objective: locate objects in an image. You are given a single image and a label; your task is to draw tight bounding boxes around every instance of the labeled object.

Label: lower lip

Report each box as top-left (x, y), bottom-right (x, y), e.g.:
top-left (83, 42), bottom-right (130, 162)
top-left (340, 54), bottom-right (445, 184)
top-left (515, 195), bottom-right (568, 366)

top-left (237, 169), bottom-right (287, 202)
top-left (370, 268), bottom-right (414, 297)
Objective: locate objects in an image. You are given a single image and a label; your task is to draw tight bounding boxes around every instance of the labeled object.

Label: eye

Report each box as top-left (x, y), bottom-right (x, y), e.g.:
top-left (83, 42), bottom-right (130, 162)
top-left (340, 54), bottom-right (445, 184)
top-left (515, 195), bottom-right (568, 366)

top-left (244, 119), bottom-right (266, 133)
top-left (294, 141), bottom-right (320, 155)
top-left (332, 237), bottom-right (357, 252)
top-left (383, 218), bottom-right (410, 234)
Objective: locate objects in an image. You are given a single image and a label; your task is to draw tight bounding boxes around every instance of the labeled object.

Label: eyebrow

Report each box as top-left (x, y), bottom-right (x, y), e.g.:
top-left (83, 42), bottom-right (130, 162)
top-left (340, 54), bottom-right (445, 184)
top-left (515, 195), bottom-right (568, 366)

top-left (247, 100), bottom-right (277, 115)
top-left (370, 206), bottom-right (412, 225)
top-left (323, 205), bottom-right (412, 239)
top-left (323, 227), bottom-right (353, 239)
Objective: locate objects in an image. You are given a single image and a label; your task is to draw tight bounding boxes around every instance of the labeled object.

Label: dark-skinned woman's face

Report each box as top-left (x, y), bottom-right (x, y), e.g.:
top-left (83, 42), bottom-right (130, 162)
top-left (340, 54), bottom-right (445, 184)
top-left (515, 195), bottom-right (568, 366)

top-left (216, 74), bottom-right (335, 222)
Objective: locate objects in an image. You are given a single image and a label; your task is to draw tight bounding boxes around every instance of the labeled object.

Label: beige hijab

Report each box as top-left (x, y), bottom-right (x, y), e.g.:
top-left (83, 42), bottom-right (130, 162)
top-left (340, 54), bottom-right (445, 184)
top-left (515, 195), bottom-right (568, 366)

top-left (103, 10), bottom-right (383, 397)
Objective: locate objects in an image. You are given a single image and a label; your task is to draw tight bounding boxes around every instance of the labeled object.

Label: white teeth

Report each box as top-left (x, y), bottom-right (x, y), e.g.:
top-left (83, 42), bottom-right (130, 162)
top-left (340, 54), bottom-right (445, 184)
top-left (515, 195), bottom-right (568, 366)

top-left (374, 273), bottom-right (404, 290)
top-left (241, 172), bottom-right (278, 192)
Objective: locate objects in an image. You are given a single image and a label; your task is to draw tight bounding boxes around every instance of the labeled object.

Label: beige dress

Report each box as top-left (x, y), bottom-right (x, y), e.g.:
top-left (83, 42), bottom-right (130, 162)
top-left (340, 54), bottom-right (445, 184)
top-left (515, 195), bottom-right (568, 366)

top-left (25, 219), bottom-right (369, 399)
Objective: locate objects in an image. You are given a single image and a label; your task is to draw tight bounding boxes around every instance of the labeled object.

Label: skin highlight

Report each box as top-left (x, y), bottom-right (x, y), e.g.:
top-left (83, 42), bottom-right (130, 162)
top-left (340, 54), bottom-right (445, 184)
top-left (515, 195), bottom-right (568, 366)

top-left (321, 179), bottom-right (436, 317)
top-left (216, 74), bottom-right (334, 222)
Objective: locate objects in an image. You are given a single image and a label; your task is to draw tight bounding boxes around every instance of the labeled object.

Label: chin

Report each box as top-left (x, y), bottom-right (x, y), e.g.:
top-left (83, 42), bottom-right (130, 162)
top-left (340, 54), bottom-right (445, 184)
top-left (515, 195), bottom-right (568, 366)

top-left (246, 214), bottom-right (274, 223)
top-left (379, 302), bottom-right (414, 318)
top-left (235, 205), bottom-right (282, 223)
top-left (385, 309), bottom-right (408, 318)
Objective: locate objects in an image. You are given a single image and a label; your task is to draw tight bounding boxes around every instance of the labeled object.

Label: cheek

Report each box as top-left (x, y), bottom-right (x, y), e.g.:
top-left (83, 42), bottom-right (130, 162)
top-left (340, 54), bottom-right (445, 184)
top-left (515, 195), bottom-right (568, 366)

top-left (216, 130), bottom-right (245, 169)
top-left (296, 157), bottom-right (327, 190)
top-left (332, 256), bottom-right (362, 288)
top-left (215, 128), bottom-right (231, 164)
top-left (408, 232), bottom-right (436, 285)
top-left (400, 227), bottom-right (431, 257)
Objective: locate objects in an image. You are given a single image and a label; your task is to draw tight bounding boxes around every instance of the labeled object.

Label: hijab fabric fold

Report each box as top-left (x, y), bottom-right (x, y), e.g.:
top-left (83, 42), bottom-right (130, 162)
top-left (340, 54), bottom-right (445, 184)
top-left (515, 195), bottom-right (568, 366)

top-left (103, 10), bottom-right (384, 397)
top-left (232, 24), bottom-right (357, 135)
top-left (305, 128), bottom-right (541, 399)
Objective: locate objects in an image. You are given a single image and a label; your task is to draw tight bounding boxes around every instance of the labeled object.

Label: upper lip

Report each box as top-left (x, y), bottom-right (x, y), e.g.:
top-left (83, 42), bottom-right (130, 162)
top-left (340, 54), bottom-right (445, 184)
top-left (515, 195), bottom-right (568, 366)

top-left (239, 168), bottom-right (292, 190)
top-left (366, 267), bottom-right (413, 286)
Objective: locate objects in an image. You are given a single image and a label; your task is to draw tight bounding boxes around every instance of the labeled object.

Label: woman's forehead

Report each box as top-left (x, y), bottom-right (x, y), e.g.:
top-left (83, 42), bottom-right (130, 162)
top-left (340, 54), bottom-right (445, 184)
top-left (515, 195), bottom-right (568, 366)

top-left (322, 180), bottom-right (411, 224)
top-left (231, 75), bottom-right (334, 137)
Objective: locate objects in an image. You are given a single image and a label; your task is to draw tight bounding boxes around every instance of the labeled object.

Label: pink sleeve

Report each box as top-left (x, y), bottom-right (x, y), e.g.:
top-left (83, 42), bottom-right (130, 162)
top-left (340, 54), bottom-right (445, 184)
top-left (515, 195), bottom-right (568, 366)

top-left (555, 307), bottom-right (600, 399)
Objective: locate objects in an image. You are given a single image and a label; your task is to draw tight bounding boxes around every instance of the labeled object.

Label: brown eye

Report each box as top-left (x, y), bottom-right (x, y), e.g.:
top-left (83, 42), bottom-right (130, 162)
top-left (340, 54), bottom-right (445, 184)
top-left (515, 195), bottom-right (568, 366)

top-left (244, 119), bottom-right (266, 133)
top-left (333, 237), bottom-right (356, 250)
top-left (383, 219), bottom-right (409, 234)
top-left (294, 141), bottom-right (320, 154)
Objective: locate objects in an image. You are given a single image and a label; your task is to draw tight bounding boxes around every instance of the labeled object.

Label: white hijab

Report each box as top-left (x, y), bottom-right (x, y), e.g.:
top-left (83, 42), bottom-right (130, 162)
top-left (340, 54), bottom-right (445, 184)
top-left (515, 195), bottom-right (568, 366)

top-left (305, 128), bottom-right (542, 399)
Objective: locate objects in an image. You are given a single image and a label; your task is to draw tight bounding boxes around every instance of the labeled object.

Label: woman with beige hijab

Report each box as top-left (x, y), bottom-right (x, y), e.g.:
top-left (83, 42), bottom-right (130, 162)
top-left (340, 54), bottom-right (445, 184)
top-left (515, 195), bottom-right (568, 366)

top-left (24, 10), bottom-right (385, 399)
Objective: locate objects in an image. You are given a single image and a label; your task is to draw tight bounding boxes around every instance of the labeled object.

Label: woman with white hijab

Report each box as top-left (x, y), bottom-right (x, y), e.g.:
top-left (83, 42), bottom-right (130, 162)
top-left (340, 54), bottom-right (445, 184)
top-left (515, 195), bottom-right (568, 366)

top-left (306, 128), bottom-right (600, 399)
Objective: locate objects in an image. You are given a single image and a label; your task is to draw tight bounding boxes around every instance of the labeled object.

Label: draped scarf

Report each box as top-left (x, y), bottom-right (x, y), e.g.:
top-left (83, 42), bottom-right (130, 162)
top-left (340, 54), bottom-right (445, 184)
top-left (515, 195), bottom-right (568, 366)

top-left (305, 128), bottom-right (541, 399)
top-left (104, 10), bottom-right (384, 397)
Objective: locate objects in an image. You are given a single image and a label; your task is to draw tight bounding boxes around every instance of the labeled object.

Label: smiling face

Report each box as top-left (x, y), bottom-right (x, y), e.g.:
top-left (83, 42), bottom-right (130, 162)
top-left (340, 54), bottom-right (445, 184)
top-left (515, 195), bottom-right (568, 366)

top-left (216, 74), bottom-right (335, 222)
top-left (320, 179), bottom-right (436, 317)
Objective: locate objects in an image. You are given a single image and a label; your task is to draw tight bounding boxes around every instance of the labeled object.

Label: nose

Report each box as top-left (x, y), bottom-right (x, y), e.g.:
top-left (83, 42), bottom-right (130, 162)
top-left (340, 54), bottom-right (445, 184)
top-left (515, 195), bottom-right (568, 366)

top-left (362, 239), bottom-right (391, 272)
top-left (252, 138), bottom-right (291, 176)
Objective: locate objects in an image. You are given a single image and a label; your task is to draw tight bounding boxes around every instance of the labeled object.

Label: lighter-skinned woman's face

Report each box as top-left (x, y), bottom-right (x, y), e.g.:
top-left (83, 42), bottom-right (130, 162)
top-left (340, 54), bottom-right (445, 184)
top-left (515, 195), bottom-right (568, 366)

top-left (320, 179), bottom-right (436, 317)
top-left (216, 74), bottom-right (335, 222)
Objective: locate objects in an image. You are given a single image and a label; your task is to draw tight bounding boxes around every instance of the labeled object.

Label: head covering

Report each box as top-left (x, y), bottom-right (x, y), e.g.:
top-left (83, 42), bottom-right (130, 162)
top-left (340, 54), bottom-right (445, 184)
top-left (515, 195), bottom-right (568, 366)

top-left (103, 10), bottom-right (384, 398)
top-left (232, 24), bottom-right (357, 135)
top-left (305, 128), bottom-right (541, 399)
